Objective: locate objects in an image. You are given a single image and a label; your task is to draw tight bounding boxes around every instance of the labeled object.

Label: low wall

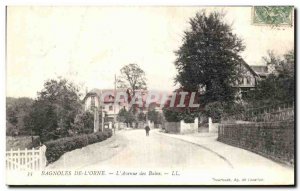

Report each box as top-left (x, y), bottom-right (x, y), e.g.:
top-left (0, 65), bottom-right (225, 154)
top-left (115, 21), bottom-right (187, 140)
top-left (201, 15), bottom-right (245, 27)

top-left (180, 119), bottom-right (198, 134)
top-left (209, 123), bottom-right (219, 133)
top-left (208, 117), bottom-right (219, 133)
top-left (164, 122), bottom-right (181, 133)
top-left (164, 118), bottom-right (198, 134)
top-left (118, 122), bottom-right (127, 129)
top-left (147, 120), bottom-right (154, 129)
top-left (218, 120), bottom-right (294, 165)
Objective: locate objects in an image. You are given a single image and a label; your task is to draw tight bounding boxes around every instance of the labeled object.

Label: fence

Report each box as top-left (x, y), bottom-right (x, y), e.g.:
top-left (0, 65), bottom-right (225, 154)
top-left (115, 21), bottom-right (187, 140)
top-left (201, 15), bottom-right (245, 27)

top-left (219, 102), bottom-right (295, 165)
top-left (6, 145), bottom-right (47, 171)
top-left (222, 102), bottom-right (294, 123)
top-left (218, 120), bottom-right (294, 165)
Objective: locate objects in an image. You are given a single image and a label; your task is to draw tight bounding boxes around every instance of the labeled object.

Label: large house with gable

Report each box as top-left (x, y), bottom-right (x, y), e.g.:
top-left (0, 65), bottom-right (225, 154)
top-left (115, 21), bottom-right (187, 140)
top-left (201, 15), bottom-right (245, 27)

top-left (233, 59), bottom-right (272, 98)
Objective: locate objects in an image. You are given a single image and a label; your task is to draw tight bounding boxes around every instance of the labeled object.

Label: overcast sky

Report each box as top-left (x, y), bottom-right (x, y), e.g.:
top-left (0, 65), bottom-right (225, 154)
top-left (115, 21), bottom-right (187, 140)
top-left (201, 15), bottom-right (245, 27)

top-left (7, 6), bottom-right (294, 98)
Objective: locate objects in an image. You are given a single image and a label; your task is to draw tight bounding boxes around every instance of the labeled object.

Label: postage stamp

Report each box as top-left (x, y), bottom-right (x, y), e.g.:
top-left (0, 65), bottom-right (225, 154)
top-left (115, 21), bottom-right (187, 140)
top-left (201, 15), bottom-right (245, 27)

top-left (5, 6), bottom-right (295, 186)
top-left (252, 6), bottom-right (294, 26)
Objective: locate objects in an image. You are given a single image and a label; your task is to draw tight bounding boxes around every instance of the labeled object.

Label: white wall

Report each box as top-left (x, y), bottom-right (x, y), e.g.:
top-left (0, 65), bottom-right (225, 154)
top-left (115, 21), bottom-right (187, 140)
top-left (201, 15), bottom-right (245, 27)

top-left (208, 117), bottom-right (219, 133)
top-left (180, 118), bottom-right (198, 134)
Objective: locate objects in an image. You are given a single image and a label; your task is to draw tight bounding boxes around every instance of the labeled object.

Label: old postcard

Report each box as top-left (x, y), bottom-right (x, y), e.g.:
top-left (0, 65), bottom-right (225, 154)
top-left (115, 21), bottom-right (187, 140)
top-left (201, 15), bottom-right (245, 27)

top-left (5, 6), bottom-right (295, 186)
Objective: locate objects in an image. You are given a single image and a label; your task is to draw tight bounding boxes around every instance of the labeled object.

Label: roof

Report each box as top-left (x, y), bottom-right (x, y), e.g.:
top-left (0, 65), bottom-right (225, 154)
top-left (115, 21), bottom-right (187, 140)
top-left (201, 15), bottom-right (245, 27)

top-left (83, 88), bottom-right (171, 105)
top-left (251, 65), bottom-right (268, 73)
top-left (83, 88), bottom-right (128, 103)
top-left (250, 65), bottom-right (268, 77)
top-left (239, 59), bottom-right (260, 78)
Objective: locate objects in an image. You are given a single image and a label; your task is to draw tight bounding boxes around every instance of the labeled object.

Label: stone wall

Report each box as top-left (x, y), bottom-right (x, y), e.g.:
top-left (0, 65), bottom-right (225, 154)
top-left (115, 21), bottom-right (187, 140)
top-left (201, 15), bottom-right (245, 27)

top-left (164, 122), bottom-right (181, 133)
top-left (218, 120), bottom-right (294, 165)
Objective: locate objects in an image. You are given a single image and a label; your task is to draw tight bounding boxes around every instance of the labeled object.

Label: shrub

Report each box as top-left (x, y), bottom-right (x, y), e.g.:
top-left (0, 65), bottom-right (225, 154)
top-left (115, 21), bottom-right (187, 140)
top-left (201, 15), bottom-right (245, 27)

top-left (163, 108), bottom-right (181, 122)
top-left (102, 130), bottom-right (112, 139)
top-left (163, 107), bottom-right (199, 123)
top-left (71, 111), bottom-right (94, 135)
top-left (88, 134), bottom-right (98, 144)
top-left (45, 129), bottom-right (112, 163)
top-left (204, 102), bottom-right (224, 122)
top-left (147, 110), bottom-right (163, 124)
top-left (95, 132), bottom-right (104, 140)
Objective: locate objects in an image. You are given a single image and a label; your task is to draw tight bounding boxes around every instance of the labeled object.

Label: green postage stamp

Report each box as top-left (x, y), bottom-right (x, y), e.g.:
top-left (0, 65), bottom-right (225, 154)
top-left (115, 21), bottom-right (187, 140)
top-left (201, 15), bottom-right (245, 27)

top-left (252, 6), bottom-right (293, 26)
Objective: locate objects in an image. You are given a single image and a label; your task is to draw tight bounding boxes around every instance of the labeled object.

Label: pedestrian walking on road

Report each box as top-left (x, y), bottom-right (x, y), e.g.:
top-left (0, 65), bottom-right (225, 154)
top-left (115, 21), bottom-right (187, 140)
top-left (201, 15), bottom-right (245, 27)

top-left (145, 125), bottom-right (150, 136)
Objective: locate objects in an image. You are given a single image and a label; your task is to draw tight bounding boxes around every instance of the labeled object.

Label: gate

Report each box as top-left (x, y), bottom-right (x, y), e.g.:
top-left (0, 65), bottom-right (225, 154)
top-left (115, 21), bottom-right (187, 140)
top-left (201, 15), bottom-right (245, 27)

top-left (6, 145), bottom-right (47, 171)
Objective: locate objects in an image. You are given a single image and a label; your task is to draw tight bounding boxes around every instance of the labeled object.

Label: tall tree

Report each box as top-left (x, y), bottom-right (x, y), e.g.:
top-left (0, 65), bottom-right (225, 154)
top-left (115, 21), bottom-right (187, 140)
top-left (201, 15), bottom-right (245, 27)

top-left (174, 11), bottom-right (245, 105)
top-left (117, 64), bottom-right (147, 115)
top-left (117, 63), bottom-right (147, 96)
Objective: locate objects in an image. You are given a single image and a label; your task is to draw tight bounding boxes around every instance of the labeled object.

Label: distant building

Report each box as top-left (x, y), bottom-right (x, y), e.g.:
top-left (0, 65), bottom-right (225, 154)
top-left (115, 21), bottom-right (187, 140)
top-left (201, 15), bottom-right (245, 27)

top-left (233, 59), bottom-right (273, 99)
top-left (83, 89), bottom-right (128, 122)
top-left (83, 88), bottom-right (165, 130)
top-left (234, 60), bottom-right (259, 88)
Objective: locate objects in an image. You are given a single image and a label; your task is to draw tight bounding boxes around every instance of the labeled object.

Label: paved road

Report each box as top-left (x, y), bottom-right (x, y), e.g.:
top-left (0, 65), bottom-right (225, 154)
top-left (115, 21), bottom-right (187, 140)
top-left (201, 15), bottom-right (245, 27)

top-left (46, 129), bottom-right (293, 185)
top-left (83, 129), bottom-right (231, 171)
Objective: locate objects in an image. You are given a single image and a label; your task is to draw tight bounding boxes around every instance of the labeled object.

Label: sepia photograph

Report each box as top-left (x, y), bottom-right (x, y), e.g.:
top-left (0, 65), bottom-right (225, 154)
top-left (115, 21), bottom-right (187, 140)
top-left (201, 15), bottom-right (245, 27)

top-left (5, 5), bottom-right (295, 186)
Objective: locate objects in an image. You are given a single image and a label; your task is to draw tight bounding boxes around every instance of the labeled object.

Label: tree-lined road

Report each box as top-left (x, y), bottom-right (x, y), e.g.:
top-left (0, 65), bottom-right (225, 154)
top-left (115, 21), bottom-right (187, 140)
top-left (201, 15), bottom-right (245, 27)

top-left (47, 129), bottom-right (293, 185)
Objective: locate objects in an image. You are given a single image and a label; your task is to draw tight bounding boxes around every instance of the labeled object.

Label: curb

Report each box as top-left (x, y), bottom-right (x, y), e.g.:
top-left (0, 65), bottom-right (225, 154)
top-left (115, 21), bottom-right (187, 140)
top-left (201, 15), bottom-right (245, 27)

top-left (154, 130), bottom-right (234, 169)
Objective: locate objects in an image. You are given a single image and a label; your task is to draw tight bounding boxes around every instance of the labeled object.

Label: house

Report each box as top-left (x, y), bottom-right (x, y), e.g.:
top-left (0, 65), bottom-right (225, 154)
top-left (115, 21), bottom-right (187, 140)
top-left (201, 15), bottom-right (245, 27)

top-left (83, 88), bottom-right (166, 131)
top-left (83, 89), bottom-right (127, 122)
top-left (233, 59), bottom-right (276, 98)
top-left (84, 88), bottom-right (168, 115)
top-left (232, 58), bottom-right (278, 99)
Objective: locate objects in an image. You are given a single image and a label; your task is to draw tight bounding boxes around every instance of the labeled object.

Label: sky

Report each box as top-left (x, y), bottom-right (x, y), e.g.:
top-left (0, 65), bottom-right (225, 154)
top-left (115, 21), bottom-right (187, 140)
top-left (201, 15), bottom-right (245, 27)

top-left (6, 6), bottom-right (294, 98)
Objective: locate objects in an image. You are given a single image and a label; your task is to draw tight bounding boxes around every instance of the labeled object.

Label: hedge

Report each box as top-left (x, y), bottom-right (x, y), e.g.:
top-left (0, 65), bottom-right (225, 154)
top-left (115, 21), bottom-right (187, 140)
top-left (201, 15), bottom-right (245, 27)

top-left (44, 129), bottom-right (112, 163)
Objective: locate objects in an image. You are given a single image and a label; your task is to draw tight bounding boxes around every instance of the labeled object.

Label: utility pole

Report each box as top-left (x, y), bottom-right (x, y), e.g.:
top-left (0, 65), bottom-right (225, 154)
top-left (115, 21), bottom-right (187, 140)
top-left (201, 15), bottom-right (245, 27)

top-left (101, 89), bottom-right (104, 132)
top-left (113, 74), bottom-right (117, 134)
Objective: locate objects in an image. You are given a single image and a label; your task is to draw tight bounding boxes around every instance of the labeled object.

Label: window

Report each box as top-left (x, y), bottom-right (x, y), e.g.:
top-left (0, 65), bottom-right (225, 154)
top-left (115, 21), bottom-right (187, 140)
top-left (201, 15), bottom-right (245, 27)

top-left (237, 77), bottom-right (243, 85)
top-left (246, 76), bottom-right (251, 85)
top-left (109, 105), bottom-right (113, 111)
top-left (91, 96), bottom-right (95, 107)
top-left (243, 77), bottom-right (247, 85)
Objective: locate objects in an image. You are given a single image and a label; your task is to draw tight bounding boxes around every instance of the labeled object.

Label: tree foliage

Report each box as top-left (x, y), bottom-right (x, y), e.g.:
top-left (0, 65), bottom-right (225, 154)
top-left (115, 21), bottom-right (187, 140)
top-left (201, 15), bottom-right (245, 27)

top-left (147, 109), bottom-right (163, 124)
top-left (71, 111), bottom-right (94, 135)
top-left (162, 108), bottom-right (181, 122)
top-left (25, 78), bottom-right (83, 142)
top-left (245, 50), bottom-right (294, 106)
top-left (117, 63), bottom-right (147, 119)
top-left (174, 11), bottom-right (245, 105)
top-left (117, 107), bottom-right (136, 127)
top-left (204, 102), bottom-right (224, 122)
top-left (6, 97), bottom-right (33, 136)
top-left (163, 107), bottom-right (199, 123)
top-left (137, 112), bottom-right (146, 122)
top-left (117, 63), bottom-right (147, 94)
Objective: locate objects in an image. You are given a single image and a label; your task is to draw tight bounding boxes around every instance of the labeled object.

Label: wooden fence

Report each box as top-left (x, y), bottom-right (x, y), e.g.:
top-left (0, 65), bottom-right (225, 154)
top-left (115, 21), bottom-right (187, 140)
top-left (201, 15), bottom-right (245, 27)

top-left (6, 145), bottom-right (47, 171)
